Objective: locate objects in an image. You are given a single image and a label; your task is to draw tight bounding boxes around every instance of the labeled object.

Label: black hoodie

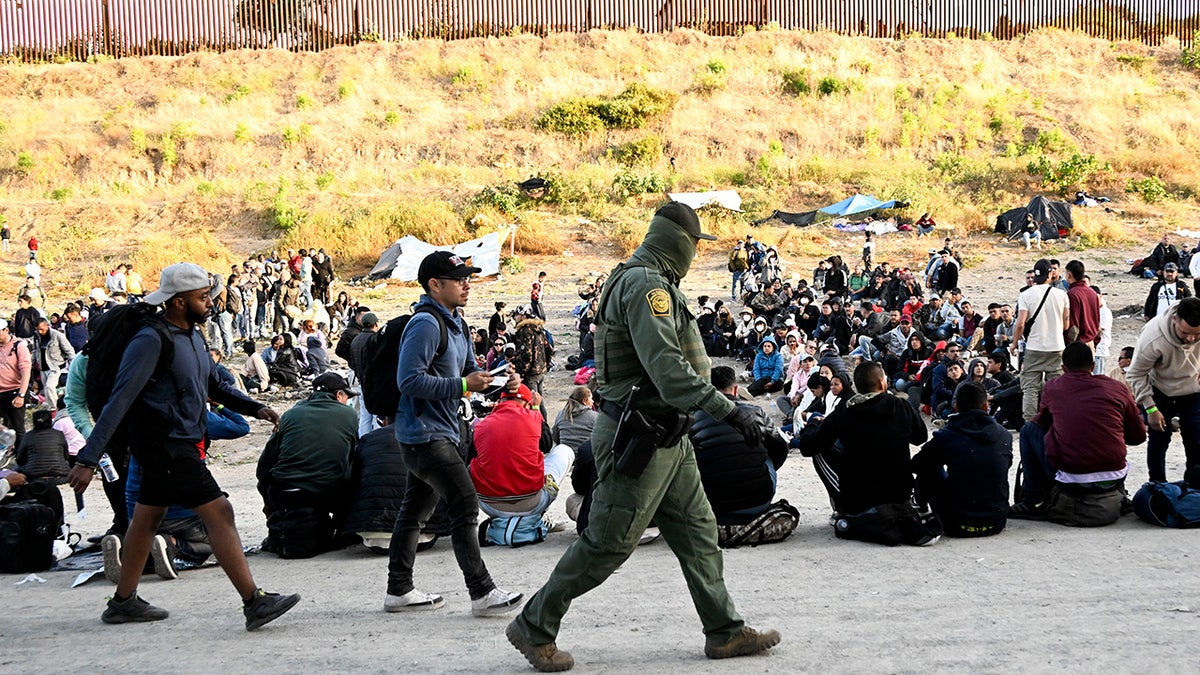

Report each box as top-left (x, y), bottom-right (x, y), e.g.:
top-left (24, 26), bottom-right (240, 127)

top-left (798, 391), bottom-right (927, 514)
top-left (912, 409), bottom-right (1012, 532)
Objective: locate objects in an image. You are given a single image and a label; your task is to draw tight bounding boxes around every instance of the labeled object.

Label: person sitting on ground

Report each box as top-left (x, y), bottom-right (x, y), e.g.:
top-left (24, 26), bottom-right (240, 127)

top-left (689, 366), bottom-right (790, 529)
top-left (267, 333), bottom-right (304, 387)
top-left (893, 331), bottom-right (931, 402)
top-left (303, 335), bottom-right (331, 376)
top-left (551, 386), bottom-right (597, 453)
top-left (747, 335), bottom-right (785, 397)
top-left (257, 373), bottom-right (359, 554)
top-left (240, 341), bottom-right (270, 393)
top-left (798, 362), bottom-right (928, 518)
top-left (16, 409), bottom-right (70, 486)
top-left (1143, 262), bottom-right (1190, 321)
top-left (986, 351), bottom-right (1023, 430)
top-left (470, 383), bottom-right (574, 545)
top-left (340, 421), bottom-right (443, 554)
top-left (931, 360), bottom-right (966, 421)
top-left (912, 381), bottom-right (1012, 537)
top-left (1105, 346), bottom-right (1134, 393)
top-left (1010, 343), bottom-right (1146, 525)
top-left (778, 354), bottom-right (816, 420)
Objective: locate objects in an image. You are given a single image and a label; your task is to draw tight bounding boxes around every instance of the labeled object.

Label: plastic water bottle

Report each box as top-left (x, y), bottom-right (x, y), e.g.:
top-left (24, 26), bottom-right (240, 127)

top-left (97, 454), bottom-right (119, 482)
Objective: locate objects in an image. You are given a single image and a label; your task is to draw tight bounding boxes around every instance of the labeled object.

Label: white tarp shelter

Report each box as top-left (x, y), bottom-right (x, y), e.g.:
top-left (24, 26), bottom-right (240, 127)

top-left (668, 190), bottom-right (743, 212)
top-left (368, 231), bottom-right (506, 281)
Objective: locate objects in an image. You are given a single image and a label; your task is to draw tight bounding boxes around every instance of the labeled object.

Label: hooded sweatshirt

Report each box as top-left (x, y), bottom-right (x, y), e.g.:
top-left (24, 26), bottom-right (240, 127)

top-left (1127, 303), bottom-right (1200, 408)
top-left (752, 336), bottom-right (785, 381)
top-left (912, 408), bottom-right (1012, 531)
top-left (594, 211), bottom-right (735, 420)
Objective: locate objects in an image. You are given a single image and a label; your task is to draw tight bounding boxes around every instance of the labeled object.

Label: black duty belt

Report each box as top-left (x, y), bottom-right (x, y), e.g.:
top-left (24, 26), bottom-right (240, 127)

top-left (599, 399), bottom-right (623, 420)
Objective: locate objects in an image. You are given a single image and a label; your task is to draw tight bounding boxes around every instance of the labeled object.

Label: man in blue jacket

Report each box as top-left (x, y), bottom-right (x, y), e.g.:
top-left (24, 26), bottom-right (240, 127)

top-left (66, 262), bottom-right (297, 630)
top-left (384, 251), bottom-right (523, 617)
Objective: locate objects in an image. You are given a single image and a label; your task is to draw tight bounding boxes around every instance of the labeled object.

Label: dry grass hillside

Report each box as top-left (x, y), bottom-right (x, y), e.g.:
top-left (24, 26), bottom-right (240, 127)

top-left (1, 27), bottom-right (1198, 296)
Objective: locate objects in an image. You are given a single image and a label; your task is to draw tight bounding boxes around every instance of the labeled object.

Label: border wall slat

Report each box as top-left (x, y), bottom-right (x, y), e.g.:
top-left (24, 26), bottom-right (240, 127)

top-left (1, 0), bottom-right (1196, 62)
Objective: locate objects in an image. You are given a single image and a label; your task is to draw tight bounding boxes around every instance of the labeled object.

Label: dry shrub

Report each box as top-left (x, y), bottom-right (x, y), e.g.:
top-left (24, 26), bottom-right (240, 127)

top-left (1072, 211), bottom-right (1139, 248)
top-left (508, 211), bottom-right (566, 255)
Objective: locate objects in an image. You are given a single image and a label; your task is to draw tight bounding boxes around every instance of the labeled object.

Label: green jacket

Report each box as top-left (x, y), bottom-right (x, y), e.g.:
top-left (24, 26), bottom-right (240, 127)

top-left (257, 391), bottom-right (358, 495)
top-left (595, 215), bottom-right (735, 421)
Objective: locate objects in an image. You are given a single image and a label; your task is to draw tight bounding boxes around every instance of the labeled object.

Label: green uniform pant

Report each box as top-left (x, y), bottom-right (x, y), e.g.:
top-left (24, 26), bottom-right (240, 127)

top-left (513, 413), bottom-right (744, 646)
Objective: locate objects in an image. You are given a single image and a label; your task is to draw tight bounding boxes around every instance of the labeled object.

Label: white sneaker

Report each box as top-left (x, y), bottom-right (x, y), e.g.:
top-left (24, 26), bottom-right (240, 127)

top-left (150, 535), bottom-right (178, 580)
top-left (543, 516), bottom-right (568, 534)
top-left (471, 588), bottom-right (524, 617)
top-left (384, 589), bottom-right (445, 612)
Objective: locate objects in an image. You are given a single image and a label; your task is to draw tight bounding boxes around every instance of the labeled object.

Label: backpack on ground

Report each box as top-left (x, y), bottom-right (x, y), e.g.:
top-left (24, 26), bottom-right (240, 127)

top-left (265, 507), bottom-right (334, 559)
top-left (0, 501), bottom-right (57, 572)
top-left (1045, 482), bottom-right (1125, 527)
top-left (479, 515), bottom-right (546, 548)
top-left (83, 303), bottom-right (175, 420)
top-left (718, 499), bottom-right (799, 548)
top-left (1132, 481), bottom-right (1200, 528)
top-left (834, 502), bottom-right (942, 546)
top-left (360, 306), bottom-right (450, 417)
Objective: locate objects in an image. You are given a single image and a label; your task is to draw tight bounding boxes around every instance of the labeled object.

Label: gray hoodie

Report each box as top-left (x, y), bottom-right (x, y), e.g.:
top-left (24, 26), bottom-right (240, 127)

top-left (1127, 304), bottom-right (1200, 408)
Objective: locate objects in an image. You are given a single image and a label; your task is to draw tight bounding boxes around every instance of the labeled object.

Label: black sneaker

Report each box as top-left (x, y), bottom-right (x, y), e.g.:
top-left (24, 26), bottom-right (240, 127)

top-left (243, 589), bottom-right (300, 631)
top-left (1008, 502), bottom-right (1047, 521)
top-left (102, 593), bottom-right (169, 624)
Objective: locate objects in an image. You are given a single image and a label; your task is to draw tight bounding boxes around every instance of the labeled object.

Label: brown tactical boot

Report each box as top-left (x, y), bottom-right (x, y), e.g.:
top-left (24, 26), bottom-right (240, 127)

top-left (704, 626), bottom-right (782, 659)
top-left (506, 620), bottom-right (574, 672)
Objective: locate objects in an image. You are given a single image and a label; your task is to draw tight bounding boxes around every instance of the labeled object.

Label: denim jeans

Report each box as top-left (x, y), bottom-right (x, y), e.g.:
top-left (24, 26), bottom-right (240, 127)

top-left (1146, 389), bottom-right (1200, 482)
top-left (478, 445), bottom-right (574, 519)
top-left (387, 439), bottom-right (494, 600)
top-left (731, 270), bottom-right (744, 298)
top-left (1017, 421), bottom-right (1053, 507)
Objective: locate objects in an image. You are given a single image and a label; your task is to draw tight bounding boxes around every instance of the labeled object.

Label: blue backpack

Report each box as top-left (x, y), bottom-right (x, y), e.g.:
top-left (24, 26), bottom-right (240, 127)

top-left (1133, 481), bottom-right (1200, 528)
top-left (483, 515), bottom-right (546, 548)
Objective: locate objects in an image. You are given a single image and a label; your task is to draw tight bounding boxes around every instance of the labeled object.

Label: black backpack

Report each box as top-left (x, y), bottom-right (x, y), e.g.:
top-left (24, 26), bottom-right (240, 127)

top-left (83, 303), bottom-right (175, 420)
top-left (0, 502), bottom-right (57, 573)
top-left (360, 306), bottom-right (450, 417)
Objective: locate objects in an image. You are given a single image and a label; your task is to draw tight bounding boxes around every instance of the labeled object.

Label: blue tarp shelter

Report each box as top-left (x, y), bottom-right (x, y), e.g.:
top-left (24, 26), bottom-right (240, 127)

top-left (818, 194), bottom-right (902, 217)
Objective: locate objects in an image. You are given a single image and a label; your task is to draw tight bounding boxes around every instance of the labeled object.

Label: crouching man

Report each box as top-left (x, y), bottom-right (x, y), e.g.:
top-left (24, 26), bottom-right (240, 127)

top-left (257, 372), bottom-right (359, 555)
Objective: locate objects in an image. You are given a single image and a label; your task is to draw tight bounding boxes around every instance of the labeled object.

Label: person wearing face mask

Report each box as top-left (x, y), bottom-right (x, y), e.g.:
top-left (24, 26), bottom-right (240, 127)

top-left (506, 202), bottom-right (778, 672)
top-left (256, 372), bottom-right (360, 553)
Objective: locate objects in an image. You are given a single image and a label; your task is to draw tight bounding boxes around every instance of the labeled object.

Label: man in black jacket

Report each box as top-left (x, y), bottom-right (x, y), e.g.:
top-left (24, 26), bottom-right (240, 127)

top-left (689, 366), bottom-right (787, 525)
top-left (912, 381), bottom-right (1012, 537)
top-left (1143, 263), bottom-right (1190, 321)
top-left (798, 362), bottom-right (927, 516)
top-left (935, 250), bottom-right (959, 296)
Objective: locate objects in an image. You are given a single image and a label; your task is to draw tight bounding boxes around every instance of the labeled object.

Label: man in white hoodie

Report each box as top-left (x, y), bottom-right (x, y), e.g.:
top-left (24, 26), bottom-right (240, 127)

top-left (1127, 297), bottom-right (1200, 482)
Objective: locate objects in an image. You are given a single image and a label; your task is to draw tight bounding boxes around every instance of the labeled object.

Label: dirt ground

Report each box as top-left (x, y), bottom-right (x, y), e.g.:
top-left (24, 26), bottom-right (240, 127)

top-left (4, 232), bottom-right (1199, 673)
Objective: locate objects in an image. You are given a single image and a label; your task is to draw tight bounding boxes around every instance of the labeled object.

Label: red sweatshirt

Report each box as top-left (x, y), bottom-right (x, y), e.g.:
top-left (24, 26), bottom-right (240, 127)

top-left (470, 401), bottom-right (544, 498)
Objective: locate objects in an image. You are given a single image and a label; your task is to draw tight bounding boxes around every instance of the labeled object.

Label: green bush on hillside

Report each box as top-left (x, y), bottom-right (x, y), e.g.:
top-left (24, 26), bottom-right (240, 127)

top-left (780, 68), bottom-right (810, 96)
top-left (15, 151), bottom-right (33, 173)
top-left (1026, 153), bottom-right (1109, 192)
top-left (817, 76), bottom-right (849, 96)
top-left (1182, 33), bottom-right (1200, 70)
top-left (609, 136), bottom-right (664, 168)
top-left (535, 83), bottom-right (677, 137)
top-left (611, 168), bottom-right (667, 201)
top-left (1126, 175), bottom-right (1167, 203)
top-left (470, 184), bottom-right (524, 215)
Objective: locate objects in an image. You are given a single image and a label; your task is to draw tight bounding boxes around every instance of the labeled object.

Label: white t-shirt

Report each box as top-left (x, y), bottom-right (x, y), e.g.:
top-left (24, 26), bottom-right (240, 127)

top-left (1017, 284), bottom-right (1069, 352)
top-left (1155, 282), bottom-right (1181, 318)
top-left (1096, 305), bottom-right (1113, 358)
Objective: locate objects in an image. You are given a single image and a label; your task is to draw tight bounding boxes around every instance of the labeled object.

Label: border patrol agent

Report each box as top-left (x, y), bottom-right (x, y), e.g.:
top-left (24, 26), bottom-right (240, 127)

top-left (506, 203), bottom-right (780, 671)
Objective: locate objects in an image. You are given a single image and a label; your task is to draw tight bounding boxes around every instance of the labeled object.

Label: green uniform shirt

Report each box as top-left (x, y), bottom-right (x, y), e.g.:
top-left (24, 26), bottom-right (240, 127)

top-left (595, 263), bottom-right (735, 421)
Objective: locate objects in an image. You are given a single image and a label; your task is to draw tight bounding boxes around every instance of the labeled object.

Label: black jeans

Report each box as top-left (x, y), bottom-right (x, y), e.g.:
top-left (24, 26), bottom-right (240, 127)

top-left (0, 389), bottom-right (26, 451)
top-left (387, 439), bottom-right (494, 600)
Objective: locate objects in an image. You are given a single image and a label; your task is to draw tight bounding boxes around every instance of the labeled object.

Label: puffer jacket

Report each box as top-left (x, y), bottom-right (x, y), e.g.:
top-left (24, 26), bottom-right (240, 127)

top-left (341, 427), bottom-right (406, 535)
top-left (689, 398), bottom-right (787, 523)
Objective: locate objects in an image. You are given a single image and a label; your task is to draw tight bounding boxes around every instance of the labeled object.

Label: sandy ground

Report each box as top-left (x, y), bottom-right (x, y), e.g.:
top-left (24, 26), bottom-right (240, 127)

top-left (4, 234), bottom-right (1199, 673)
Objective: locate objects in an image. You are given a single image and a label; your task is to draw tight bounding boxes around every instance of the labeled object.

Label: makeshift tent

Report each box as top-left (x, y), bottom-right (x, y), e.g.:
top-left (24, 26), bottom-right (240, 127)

top-left (818, 194), bottom-right (905, 217)
top-left (995, 196), bottom-right (1073, 241)
top-left (368, 231), bottom-right (507, 281)
top-left (668, 191), bottom-right (742, 212)
top-left (754, 194), bottom-right (905, 226)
